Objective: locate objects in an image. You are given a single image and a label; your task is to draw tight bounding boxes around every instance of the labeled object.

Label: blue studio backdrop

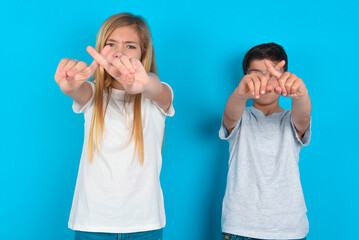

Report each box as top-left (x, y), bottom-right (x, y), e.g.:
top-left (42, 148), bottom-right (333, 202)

top-left (1, 0), bottom-right (358, 239)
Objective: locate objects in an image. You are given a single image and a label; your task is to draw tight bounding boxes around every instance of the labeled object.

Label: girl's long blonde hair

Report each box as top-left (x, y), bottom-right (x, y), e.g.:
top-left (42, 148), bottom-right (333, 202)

top-left (88, 13), bottom-right (157, 164)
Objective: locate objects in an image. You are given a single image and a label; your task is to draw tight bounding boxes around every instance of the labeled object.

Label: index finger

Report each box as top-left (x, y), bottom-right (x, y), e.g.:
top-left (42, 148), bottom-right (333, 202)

top-left (274, 60), bottom-right (286, 71)
top-left (264, 60), bottom-right (282, 79)
top-left (86, 45), bottom-right (112, 72)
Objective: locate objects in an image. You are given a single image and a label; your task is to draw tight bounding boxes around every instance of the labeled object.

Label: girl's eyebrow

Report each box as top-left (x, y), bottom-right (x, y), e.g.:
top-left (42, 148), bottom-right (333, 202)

top-left (124, 41), bottom-right (139, 45)
top-left (106, 39), bottom-right (139, 45)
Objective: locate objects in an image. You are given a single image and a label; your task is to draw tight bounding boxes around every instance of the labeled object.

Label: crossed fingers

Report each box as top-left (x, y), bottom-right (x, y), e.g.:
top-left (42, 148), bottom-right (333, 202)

top-left (87, 46), bottom-right (139, 86)
top-left (55, 46), bottom-right (111, 83)
top-left (264, 60), bottom-right (304, 97)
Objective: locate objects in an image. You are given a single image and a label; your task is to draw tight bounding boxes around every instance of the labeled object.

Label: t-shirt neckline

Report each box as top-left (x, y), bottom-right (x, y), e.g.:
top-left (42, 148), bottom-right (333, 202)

top-left (249, 106), bottom-right (287, 118)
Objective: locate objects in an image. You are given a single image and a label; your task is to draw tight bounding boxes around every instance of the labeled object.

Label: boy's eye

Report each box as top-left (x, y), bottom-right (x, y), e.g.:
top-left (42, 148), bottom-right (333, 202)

top-left (126, 45), bottom-right (136, 49)
top-left (105, 43), bottom-right (115, 47)
top-left (248, 70), bottom-right (266, 76)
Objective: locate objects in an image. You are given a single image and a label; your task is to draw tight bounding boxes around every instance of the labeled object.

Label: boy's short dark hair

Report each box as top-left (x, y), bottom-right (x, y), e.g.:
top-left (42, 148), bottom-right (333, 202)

top-left (242, 43), bottom-right (288, 74)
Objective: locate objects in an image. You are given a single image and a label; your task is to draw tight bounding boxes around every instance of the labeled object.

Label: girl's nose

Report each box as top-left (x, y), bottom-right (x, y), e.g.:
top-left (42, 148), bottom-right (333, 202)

top-left (114, 47), bottom-right (124, 58)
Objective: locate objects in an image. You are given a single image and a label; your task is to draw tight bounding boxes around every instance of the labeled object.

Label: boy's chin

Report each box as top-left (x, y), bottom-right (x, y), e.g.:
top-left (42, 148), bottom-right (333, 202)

top-left (253, 93), bottom-right (280, 105)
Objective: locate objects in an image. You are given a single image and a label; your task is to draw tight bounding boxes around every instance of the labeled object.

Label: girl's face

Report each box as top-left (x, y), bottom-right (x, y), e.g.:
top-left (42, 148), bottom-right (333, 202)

top-left (105, 25), bottom-right (142, 62)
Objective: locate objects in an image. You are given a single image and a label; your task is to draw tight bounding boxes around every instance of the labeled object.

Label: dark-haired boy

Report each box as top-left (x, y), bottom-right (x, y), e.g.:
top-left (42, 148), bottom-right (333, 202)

top-left (219, 43), bottom-right (311, 240)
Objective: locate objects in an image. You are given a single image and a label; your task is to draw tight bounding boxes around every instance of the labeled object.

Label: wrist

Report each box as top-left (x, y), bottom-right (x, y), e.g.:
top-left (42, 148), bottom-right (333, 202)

top-left (292, 88), bottom-right (309, 100)
top-left (234, 87), bottom-right (250, 101)
top-left (143, 73), bottom-right (162, 99)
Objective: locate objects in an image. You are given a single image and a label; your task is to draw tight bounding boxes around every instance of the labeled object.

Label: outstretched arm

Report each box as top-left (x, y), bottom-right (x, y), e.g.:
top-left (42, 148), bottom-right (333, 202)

top-left (265, 60), bottom-right (312, 139)
top-left (87, 46), bottom-right (172, 112)
top-left (54, 46), bottom-right (111, 108)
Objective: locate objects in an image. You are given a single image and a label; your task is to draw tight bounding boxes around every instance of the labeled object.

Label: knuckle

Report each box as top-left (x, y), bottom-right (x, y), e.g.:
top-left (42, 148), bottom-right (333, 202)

top-left (60, 58), bottom-right (69, 64)
top-left (67, 60), bottom-right (78, 67)
top-left (78, 61), bottom-right (87, 67)
top-left (242, 75), bottom-right (250, 82)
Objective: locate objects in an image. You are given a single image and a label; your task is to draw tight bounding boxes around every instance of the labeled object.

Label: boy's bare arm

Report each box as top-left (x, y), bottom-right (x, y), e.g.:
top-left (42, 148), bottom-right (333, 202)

top-left (291, 92), bottom-right (312, 139)
top-left (223, 90), bottom-right (247, 134)
top-left (265, 60), bottom-right (312, 139)
top-left (223, 72), bottom-right (272, 134)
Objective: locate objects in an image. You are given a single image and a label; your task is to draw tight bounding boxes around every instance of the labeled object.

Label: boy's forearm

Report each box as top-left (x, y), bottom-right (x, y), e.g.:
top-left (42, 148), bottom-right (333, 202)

top-left (223, 88), bottom-right (247, 133)
top-left (291, 91), bottom-right (312, 135)
top-left (292, 91), bottom-right (312, 119)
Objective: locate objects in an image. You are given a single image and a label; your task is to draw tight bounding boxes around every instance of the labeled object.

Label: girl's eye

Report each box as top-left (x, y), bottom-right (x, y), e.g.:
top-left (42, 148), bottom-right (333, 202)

top-left (126, 45), bottom-right (136, 49)
top-left (105, 43), bottom-right (115, 47)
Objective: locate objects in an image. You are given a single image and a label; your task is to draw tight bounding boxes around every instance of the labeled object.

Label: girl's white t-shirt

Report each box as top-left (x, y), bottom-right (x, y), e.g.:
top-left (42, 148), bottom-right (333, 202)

top-left (68, 82), bottom-right (174, 233)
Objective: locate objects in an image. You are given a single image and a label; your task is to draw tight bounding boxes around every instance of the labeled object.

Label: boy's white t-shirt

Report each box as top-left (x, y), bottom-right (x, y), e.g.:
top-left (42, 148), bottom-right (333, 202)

top-left (219, 106), bottom-right (311, 239)
top-left (68, 82), bottom-right (174, 233)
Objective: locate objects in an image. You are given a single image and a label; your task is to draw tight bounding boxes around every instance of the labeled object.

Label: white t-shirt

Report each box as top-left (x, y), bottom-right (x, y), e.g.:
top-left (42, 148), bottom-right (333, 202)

top-left (68, 82), bottom-right (174, 233)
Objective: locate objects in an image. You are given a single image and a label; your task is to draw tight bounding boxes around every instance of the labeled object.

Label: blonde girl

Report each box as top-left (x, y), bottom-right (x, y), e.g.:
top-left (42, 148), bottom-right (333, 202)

top-left (54, 13), bottom-right (174, 240)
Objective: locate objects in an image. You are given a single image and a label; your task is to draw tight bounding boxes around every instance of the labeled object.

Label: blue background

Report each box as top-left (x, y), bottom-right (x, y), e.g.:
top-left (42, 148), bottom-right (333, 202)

top-left (1, 0), bottom-right (358, 239)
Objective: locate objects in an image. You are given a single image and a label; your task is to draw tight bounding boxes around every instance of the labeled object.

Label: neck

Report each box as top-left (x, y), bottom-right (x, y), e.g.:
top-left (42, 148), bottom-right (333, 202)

top-left (252, 99), bottom-right (283, 116)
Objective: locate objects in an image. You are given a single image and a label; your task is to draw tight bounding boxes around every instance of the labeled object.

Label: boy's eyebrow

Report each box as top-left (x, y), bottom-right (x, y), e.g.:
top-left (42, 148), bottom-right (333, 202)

top-left (248, 68), bottom-right (265, 73)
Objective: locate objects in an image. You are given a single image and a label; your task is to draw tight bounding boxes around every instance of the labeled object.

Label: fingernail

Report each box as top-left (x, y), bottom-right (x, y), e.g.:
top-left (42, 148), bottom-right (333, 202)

top-left (261, 90), bottom-right (265, 94)
top-left (123, 70), bottom-right (128, 75)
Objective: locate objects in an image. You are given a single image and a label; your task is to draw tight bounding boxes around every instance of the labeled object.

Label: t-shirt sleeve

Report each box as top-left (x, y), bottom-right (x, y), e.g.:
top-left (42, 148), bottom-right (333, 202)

top-left (72, 82), bottom-right (95, 114)
top-left (219, 115), bottom-right (243, 141)
top-left (151, 82), bottom-right (175, 117)
top-left (290, 114), bottom-right (312, 146)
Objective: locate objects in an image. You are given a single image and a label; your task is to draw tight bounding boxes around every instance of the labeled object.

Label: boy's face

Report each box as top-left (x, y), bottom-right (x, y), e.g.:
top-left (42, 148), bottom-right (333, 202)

top-left (247, 59), bottom-right (284, 105)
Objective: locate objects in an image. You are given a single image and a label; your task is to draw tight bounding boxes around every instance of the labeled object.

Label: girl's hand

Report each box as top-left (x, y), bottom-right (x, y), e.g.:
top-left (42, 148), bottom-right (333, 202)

top-left (264, 60), bottom-right (308, 98)
top-left (87, 46), bottom-right (150, 94)
top-left (54, 46), bottom-right (111, 94)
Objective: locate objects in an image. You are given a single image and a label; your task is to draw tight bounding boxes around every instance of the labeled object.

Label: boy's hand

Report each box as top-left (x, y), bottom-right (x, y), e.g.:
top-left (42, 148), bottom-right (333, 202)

top-left (87, 46), bottom-right (150, 94)
top-left (237, 61), bottom-right (285, 99)
top-left (236, 73), bottom-right (268, 99)
top-left (264, 60), bottom-right (308, 98)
